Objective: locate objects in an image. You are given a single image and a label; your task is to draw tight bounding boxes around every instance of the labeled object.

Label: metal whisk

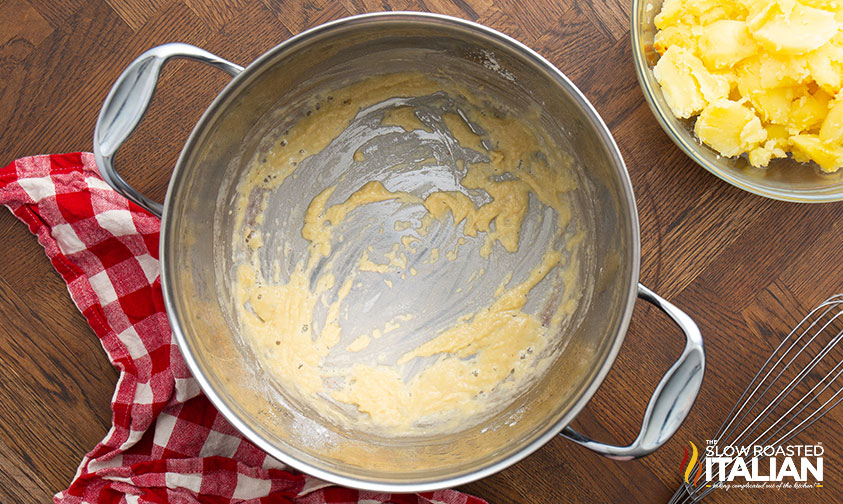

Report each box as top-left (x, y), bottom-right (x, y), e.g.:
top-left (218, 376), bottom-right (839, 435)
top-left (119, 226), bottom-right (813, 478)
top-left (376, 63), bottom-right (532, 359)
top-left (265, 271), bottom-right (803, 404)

top-left (669, 294), bottom-right (843, 503)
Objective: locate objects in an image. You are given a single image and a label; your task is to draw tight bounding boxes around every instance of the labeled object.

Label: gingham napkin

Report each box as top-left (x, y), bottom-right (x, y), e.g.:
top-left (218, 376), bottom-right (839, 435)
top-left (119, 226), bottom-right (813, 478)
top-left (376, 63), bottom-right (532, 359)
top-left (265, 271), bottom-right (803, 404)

top-left (0, 153), bottom-right (487, 504)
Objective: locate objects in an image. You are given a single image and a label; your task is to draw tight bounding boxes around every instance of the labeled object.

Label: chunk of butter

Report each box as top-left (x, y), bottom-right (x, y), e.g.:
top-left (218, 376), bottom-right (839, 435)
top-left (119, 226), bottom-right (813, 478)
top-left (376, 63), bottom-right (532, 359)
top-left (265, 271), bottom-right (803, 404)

top-left (695, 99), bottom-right (767, 157)
top-left (791, 134), bottom-right (843, 172)
top-left (654, 0), bottom-right (843, 172)
top-left (699, 20), bottom-right (757, 69)
top-left (654, 46), bottom-right (730, 118)
top-left (748, 1), bottom-right (837, 54)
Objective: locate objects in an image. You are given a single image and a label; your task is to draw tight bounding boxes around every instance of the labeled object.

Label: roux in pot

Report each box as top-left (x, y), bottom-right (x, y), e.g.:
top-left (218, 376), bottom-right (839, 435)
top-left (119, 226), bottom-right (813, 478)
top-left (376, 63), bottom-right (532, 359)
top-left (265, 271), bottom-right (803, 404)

top-left (233, 72), bottom-right (584, 434)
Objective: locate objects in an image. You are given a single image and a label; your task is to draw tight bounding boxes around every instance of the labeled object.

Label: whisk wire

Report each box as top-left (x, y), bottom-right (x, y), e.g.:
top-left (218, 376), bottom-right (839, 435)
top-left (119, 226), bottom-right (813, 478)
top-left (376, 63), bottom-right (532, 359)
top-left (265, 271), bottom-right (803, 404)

top-left (667, 294), bottom-right (843, 504)
top-left (746, 320), bottom-right (843, 448)
top-left (715, 299), bottom-right (840, 446)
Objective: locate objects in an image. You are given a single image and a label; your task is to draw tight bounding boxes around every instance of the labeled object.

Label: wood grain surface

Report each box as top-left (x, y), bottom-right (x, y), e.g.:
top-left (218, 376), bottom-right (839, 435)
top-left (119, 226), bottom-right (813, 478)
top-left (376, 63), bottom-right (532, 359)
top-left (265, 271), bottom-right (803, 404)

top-left (2, 1), bottom-right (842, 503)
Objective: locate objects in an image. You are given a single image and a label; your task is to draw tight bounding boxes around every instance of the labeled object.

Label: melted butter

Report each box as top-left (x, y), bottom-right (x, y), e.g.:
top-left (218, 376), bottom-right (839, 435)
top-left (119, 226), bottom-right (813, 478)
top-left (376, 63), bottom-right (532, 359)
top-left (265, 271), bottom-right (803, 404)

top-left (234, 71), bottom-right (582, 434)
top-left (397, 251), bottom-right (561, 365)
top-left (446, 237), bottom-right (468, 261)
top-left (346, 334), bottom-right (371, 352)
top-left (333, 250), bottom-right (560, 428)
top-left (427, 247), bottom-right (440, 263)
top-left (359, 245), bottom-right (409, 273)
top-left (381, 105), bottom-right (431, 132)
top-left (400, 235), bottom-right (420, 249)
top-left (303, 181), bottom-right (420, 260)
top-left (443, 111), bottom-right (486, 152)
top-left (237, 266), bottom-right (323, 397)
top-left (424, 165), bottom-right (530, 258)
top-left (242, 73), bottom-right (449, 194)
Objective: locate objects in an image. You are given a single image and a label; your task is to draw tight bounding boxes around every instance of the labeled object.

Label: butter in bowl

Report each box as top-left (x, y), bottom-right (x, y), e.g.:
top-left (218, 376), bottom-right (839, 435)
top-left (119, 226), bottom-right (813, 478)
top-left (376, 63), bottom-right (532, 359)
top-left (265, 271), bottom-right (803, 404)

top-left (631, 0), bottom-right (843, 201)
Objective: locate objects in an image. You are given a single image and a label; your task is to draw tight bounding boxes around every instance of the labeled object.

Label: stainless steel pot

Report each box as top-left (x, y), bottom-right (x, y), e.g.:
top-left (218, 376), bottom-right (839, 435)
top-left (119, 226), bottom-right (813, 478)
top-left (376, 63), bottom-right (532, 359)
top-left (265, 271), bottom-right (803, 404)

top-left (93, 12), bottom-right (704, 492)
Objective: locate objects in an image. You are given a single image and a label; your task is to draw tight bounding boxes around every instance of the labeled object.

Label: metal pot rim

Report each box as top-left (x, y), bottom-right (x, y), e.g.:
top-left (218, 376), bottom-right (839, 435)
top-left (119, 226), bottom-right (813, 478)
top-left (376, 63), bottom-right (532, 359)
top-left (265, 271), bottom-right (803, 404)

top-left (159, 11), bottom-right (641, 492)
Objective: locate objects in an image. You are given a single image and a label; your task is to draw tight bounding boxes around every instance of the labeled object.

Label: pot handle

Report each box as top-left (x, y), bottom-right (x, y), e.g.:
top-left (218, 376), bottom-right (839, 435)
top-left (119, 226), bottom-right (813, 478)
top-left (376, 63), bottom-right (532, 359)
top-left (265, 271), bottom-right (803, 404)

top-left (559, 283), bottom-right (704, 460)
top-left (93, 43), bottom-right (244, 217)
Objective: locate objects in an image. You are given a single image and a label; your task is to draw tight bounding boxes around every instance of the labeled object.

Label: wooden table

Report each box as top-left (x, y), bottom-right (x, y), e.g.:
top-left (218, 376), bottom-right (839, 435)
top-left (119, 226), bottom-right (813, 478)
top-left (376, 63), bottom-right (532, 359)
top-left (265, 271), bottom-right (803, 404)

top-left (2, 0), bottom-right (842, 503)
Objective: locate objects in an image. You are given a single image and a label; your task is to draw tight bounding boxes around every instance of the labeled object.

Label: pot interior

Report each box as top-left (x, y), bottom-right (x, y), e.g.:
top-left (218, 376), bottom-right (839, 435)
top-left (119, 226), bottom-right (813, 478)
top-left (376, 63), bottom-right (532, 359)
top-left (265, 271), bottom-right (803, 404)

top-left (163, 13), bottom-right (638, 490)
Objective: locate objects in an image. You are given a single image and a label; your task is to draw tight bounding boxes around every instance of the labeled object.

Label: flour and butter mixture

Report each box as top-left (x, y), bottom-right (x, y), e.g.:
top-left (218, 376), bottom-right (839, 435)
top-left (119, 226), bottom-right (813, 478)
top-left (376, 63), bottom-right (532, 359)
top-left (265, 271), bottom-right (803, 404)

top-left (232, 72), bottom-right (585, 434)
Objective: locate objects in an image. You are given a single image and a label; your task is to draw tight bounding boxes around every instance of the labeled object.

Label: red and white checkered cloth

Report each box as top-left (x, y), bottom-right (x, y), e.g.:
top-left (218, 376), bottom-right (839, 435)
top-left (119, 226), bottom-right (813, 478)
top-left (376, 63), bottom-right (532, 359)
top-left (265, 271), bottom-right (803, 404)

top-left (0, 153), bottom-right (488, 504)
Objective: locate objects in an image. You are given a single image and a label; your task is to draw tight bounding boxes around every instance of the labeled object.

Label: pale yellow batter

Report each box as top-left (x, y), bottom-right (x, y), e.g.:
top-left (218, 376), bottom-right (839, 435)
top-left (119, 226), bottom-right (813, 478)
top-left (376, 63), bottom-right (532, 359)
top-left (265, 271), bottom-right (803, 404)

top-left (234, 72), bottom-right (582, 433)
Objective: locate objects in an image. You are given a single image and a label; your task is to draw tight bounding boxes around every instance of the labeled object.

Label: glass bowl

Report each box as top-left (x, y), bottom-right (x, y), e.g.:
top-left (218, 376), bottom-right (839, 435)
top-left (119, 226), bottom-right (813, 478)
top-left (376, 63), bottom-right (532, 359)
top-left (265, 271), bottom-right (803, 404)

top-left (630, 0), bottom-right (843, 202)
